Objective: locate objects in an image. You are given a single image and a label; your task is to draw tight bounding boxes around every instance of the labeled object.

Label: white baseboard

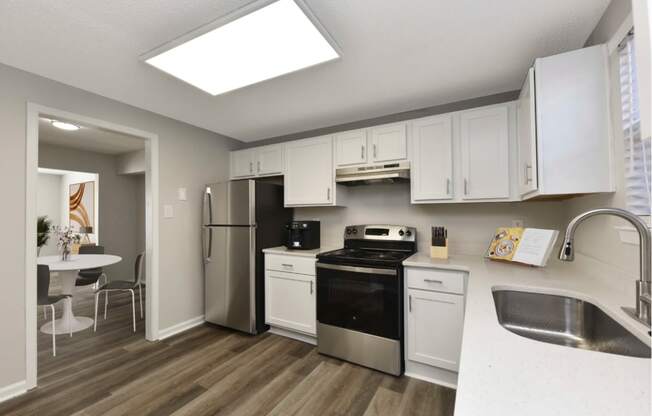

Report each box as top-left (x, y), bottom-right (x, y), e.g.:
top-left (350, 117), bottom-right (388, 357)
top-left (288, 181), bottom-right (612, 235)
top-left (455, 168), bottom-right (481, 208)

top-left (0, 380), bottom-right (28, 403)
top-left (405, 360), bottom-right (458, 389)
top-left (268, 326), bottom-right (317, 345)
top-left (157, 315), bottom-right (205, 340)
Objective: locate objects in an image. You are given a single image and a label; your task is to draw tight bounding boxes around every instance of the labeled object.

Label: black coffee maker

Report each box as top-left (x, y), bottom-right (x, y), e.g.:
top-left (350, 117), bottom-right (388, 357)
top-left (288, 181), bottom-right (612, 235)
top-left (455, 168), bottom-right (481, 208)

top-left (285, 221), bottom-right (320, 250)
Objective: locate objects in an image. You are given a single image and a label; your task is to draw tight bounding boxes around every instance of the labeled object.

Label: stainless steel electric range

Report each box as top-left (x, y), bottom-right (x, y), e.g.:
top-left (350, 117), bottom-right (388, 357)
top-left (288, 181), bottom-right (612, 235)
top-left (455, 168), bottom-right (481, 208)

top-left (316, 224), bottom-right (417, 376)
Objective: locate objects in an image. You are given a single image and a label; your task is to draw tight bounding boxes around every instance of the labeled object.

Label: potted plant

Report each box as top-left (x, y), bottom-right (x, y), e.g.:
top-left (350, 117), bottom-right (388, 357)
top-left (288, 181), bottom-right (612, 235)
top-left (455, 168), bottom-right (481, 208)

top-left (37, 216), bottom-right (52, 256)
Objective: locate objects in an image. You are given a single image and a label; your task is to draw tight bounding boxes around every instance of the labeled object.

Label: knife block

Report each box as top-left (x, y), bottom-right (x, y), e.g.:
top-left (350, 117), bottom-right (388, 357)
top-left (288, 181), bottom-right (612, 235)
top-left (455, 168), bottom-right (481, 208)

top-left (430, 239), bottom-right (449, 259)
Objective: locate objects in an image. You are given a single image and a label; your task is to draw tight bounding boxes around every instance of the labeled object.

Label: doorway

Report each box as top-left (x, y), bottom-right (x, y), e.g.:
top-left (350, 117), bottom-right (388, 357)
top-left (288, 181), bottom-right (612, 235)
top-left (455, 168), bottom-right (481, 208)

top-left (25, 104), bottom-right (160, 390)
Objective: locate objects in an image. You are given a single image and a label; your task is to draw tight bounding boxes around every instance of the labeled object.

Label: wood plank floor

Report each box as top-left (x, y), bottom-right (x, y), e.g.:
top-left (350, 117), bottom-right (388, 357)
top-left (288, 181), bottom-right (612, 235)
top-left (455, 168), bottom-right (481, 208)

top-left (1, 283), bottom-right (456, 416)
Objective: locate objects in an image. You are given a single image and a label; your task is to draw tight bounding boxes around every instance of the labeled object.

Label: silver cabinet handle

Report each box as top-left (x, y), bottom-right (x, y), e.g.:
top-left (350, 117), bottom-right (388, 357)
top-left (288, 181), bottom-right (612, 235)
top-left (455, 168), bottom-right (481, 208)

top-left (373, 144), bottom-right (377, 158)
top-left (409, 294), bottom-right (412, 312)
top-left (327, 187), bottom-right (331, 201)
top-left (424, 279), bottom-right (443, 284)
top-left (257, 161), bottom-right (261, 173)
top-left (310, 281), bottom-right (313, 294)
top-left (446, 178), bottom-right (451, 195)
top-left (249, 162), bottom-right (253, 173)
top-left (281, 263), bottom-right (294, 268)
top-left (361, 145), bottom-right (365, 159)
top-left (464, 179), bottom-right (469, 195)
top-left (525, 164), bottom-right (532, 184)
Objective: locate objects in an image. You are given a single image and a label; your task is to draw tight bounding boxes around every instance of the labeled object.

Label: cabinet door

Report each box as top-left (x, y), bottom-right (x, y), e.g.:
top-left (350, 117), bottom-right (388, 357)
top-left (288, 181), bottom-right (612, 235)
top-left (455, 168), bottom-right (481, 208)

top-left (407, 289), bottom-right (464, 372)
top-left (284, 136), bottom-right (334, 206)
top-left (460, 106), bottom-right (510, 200)
top-left (517, 68), bottom-right (538, 195)
top-left (231, 149), bottom-right (255, 178)
top-left (370, 123), bottom-right (408, 163)
top-left (335, 130), bottom-right (367, 166)
top-left (411, 115), bottom-right (454, 201)
top-left (265, 270), bottom-right (316, 335)
top-left (256, 144), bottom-right (284, 176)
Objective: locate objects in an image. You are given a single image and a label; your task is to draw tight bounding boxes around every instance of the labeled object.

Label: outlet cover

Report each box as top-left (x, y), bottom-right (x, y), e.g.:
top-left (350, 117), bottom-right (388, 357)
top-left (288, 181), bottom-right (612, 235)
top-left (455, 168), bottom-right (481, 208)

top-left (163, 204), bottom-right (174, 218)
top-left (512, 219), bottom-right (524, 228)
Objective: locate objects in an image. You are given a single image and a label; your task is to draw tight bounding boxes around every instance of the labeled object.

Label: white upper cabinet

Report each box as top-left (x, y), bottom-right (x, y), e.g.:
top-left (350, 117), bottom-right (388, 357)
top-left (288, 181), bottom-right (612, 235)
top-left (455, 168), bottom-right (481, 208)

top-left (517, 68), bottom-right (538, 196)
top-left (335, 129), bottom-right (368, 167)
top-left (370, 123), bottom-right (408, 163)
top-left (525, 44), bottom-right (613, 199)
top-left (460, 106), bottom-right (510, 200)
top-left (410, 114), bottom-right (454, 202)
top-left (256, 144), bottom-right (284, 176)
top-left (284, 136), bottom-right (342, 206)
top-left (230, 145), bottom-right (284, 179)
top-left (230, 149), bottom-right (256, 178)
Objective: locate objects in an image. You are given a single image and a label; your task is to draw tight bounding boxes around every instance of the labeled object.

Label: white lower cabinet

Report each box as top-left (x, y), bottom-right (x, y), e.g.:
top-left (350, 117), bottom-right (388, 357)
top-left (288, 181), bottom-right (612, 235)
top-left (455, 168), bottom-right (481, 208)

top-left (405, 267), bottom-right (466, 387)
top-left (264, 253), bottom-right (316, 343)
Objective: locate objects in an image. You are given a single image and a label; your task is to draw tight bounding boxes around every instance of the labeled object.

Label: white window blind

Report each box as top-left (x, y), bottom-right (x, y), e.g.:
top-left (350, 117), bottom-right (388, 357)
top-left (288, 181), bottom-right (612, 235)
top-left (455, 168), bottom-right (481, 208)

top-left (619, 31), bottom-right (651, 215)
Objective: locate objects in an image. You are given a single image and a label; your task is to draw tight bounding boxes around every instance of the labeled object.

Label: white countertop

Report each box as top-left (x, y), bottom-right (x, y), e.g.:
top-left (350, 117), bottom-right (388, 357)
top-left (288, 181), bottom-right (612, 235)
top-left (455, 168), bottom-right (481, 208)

top-left (403, 252), bottom-right (651, 416)
top-left (262, 246), bottom-right (340, 258)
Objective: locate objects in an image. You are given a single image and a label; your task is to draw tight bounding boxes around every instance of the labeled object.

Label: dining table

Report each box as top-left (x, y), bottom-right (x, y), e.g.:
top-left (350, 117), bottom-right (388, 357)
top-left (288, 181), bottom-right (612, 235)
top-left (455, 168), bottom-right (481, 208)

top-left (37, 254), bottom-right (122, 334)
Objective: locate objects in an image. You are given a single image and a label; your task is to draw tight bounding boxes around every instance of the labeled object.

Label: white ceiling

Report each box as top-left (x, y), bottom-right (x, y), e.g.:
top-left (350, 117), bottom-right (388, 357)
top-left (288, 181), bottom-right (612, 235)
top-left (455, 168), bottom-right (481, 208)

top-left (1, 1), bottom-right (609, 142)
top-left (39, 117), bottom-right (145, 155)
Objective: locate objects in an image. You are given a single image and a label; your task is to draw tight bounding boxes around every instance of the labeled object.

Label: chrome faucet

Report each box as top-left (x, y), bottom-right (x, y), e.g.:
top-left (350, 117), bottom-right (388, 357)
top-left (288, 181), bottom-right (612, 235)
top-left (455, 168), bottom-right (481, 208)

top-left (559, 208), bottom-right (651, 326)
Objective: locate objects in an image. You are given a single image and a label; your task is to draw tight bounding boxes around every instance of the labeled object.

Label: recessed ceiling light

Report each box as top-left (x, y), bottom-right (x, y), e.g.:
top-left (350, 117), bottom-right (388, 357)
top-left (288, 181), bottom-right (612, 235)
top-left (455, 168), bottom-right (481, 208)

top-left (142, 0), bottom-right (340, 96)
top-left (51, 120), bottom-right (80, 131)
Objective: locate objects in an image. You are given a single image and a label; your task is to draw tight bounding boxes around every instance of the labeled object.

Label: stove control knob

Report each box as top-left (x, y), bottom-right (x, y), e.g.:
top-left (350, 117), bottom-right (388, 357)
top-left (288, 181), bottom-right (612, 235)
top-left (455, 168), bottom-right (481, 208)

top-left (406, 230), bottom-right (412, 237)
top-left (352, 228), bottom-right (358, 234)
top-left (398, 229), bottom-right (405, 236)
top-left (346, 228), bottom-right (352, 235)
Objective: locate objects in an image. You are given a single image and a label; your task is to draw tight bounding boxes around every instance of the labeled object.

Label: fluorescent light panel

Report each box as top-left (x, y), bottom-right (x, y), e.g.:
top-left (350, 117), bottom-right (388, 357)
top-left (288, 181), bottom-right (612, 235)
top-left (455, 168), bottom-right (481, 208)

top-left (145, 0), bottom-right (339, 95)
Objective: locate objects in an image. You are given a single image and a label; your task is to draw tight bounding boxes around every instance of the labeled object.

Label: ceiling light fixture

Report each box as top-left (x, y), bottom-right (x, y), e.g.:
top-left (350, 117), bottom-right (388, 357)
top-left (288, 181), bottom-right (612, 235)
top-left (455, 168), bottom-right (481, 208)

top-left (51, 120), bottom-right (80, 131)
top-left (141, 0), bottom-right (340, 96)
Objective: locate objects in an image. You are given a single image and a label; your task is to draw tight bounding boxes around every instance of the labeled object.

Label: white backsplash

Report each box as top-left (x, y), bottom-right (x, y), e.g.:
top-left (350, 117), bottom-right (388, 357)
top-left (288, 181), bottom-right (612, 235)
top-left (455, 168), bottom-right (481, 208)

top-left (294, 182), bottom-right (567, 255)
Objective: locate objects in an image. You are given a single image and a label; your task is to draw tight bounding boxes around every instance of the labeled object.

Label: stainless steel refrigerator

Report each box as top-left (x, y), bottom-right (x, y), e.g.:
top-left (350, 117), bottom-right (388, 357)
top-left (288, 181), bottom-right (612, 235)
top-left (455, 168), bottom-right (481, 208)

top-left (202, 180), bottom-right (292, 334)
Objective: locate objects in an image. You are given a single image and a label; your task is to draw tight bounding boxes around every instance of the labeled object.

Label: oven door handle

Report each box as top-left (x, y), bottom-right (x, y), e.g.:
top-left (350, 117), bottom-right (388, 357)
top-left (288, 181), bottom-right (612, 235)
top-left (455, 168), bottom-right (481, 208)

top-left (316, 262), bottom-right (397, 276)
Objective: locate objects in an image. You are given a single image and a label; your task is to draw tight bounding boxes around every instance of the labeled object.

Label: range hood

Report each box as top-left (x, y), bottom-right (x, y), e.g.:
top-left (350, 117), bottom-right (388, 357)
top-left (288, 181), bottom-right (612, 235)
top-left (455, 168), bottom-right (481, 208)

top-left (336, 161), bottom-right (410, 185)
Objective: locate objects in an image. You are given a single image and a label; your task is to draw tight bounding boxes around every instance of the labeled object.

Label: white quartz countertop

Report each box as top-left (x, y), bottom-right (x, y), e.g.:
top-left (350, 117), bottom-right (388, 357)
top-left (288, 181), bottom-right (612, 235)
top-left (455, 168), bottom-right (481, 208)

top-left (262, 246), bottom-right (340, 258)
top-left (403, 252), bottom-right (651, 416)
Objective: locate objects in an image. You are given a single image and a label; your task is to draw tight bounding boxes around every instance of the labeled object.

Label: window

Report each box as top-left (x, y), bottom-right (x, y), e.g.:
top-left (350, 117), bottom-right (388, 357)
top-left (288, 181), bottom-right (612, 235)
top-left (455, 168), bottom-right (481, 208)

top-left (619, 31), bottom-right (651, 216)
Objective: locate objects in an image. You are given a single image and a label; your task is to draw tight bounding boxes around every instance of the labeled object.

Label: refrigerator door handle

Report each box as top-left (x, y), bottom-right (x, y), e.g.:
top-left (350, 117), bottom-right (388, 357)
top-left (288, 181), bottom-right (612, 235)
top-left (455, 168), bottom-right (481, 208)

top-left (205, 188), bottom-right (214, 224)
top-left (203, 226), bottom-right (213, 263)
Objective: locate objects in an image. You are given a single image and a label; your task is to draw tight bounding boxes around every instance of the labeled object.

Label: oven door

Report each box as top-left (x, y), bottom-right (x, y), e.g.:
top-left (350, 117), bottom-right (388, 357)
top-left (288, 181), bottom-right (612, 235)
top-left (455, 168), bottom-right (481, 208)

top-left (316, 262), bottom-right (400, 340)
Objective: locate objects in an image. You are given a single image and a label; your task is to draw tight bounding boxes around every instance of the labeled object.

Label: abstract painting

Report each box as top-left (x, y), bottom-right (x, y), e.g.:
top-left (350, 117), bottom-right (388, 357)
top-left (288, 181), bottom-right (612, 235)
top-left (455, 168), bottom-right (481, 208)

top-left (69, 181), bottom-right (94, 231)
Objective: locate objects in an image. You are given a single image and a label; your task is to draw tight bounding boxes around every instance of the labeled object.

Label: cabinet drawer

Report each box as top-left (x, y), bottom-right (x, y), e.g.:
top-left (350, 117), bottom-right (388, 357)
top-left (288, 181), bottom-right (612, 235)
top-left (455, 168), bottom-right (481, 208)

top-left (406, 268), bottom-right (465, 295)
top-left (265, 254), bottom-right (316, 276)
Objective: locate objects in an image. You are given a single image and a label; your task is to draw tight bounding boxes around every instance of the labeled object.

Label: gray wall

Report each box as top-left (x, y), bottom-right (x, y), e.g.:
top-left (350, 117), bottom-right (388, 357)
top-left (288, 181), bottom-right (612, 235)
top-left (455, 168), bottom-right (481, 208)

top-left (0, 62), bottom-right (241, 390)
top-left (38, 143), bottom-right (145, 280)
top-left (295, 183), bottom-right (567, 255)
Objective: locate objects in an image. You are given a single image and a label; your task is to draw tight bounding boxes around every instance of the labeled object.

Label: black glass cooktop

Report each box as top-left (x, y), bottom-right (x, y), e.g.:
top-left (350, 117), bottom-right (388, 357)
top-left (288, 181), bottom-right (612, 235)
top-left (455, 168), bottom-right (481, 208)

top-left (318, 248), bottom-right (412, 265)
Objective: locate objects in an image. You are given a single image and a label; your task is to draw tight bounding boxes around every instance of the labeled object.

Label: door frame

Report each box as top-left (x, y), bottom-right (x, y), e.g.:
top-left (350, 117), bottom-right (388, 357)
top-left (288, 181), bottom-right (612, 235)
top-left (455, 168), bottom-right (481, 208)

top-left (25, 103), bottom-right (160, 389)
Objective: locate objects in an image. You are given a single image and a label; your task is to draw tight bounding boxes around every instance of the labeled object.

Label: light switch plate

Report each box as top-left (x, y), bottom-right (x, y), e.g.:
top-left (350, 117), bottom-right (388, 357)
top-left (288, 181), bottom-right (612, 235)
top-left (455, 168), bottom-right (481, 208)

top-left (163, 204), bottom-right (174, 218)
top-left (178, 187), bottom-right (187, 201)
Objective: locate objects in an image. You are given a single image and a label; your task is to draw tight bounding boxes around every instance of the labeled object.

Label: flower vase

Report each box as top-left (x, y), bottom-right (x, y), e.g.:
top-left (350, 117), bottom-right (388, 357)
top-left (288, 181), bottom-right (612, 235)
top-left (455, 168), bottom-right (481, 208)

top-left (61, 245), bottom-right (71, 261)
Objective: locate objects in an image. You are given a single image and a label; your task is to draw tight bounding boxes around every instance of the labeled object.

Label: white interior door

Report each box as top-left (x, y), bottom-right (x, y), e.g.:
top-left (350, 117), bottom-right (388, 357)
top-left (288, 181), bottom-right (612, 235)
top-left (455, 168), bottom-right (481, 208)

top-left (411, 115), bottom-right (453, 201)
top-left (517, 68), bottom-right (538, 195)
top-left (407, 289), bottom-right (464, 372)
top-left (335, 130), bottom-right (367, 166)
top-left (265, 271), bottom-right (315, 335)
top-left (371, 123), bottom-right (408, 162)
top-left (284, 136), bottom-right (334, 206)
top-left (460, 106), bottom-right (510, 200)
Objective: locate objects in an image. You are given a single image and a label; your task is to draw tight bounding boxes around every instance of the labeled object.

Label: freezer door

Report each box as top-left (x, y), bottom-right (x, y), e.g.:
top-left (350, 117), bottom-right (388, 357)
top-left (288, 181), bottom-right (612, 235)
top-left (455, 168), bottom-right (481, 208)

top-left (204, 180), bottom-right (254, 226)
top-left (204, 225), bottom-right (255, 333)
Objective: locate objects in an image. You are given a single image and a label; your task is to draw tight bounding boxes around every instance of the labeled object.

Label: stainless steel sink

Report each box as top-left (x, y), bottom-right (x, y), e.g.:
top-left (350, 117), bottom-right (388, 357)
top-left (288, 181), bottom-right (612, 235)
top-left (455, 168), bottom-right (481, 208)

top-left (492, 290), bottom-right (651, 358)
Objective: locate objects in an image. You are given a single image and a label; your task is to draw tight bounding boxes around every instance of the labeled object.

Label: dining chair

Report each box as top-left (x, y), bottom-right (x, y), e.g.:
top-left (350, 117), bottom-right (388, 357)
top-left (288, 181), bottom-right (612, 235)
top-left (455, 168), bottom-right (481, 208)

top-left (38, 264), bottom-right (72, 356)
top-left (94, 253), bottom-right (144, 333)
top-left (76, 244), bottom-right (108, 289)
